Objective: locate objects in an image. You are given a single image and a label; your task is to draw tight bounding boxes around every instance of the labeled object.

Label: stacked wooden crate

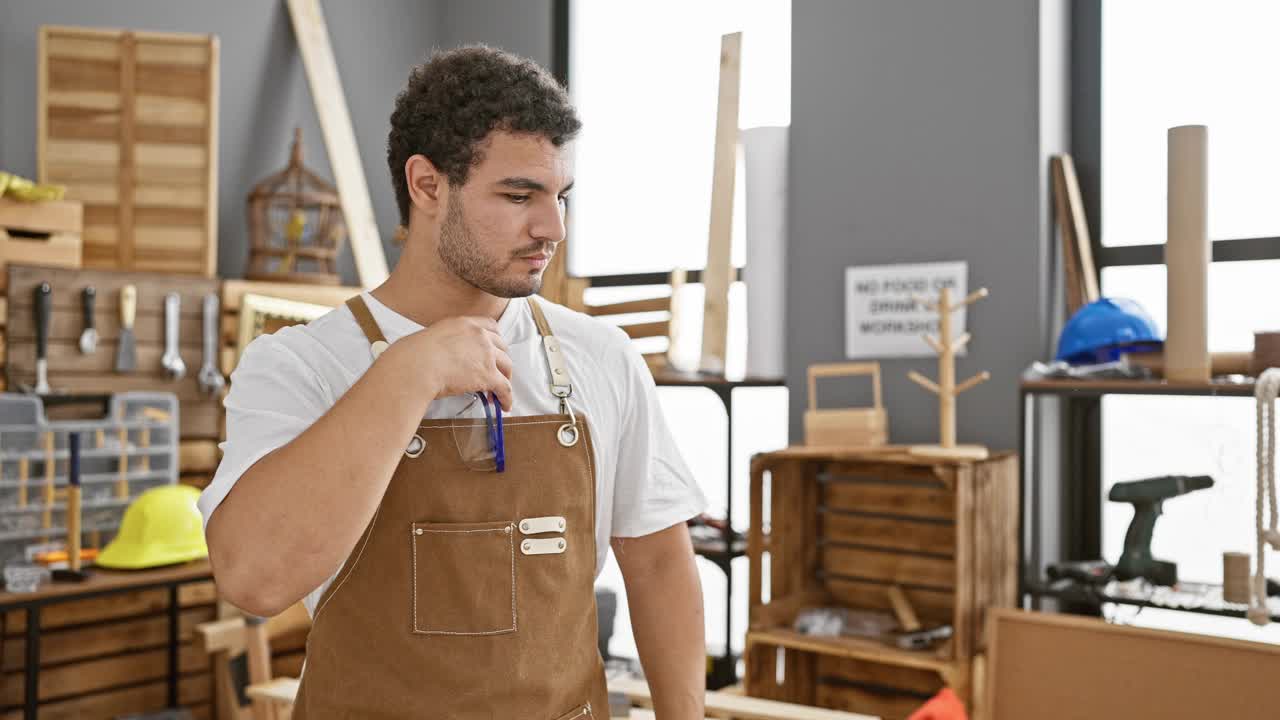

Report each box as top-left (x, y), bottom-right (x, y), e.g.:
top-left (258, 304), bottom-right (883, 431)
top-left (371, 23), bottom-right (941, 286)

top-left (0, 199), bottom-right (84, 394)
top-left (745, 447), bottom-right (1018, 719)
top-left (0, 580), bottom-right (218, 719)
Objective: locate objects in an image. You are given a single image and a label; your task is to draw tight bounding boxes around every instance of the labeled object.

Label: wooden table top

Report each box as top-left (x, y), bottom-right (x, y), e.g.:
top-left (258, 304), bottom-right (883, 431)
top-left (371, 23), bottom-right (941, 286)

top-left (0, 558), bottom-right (211, 607)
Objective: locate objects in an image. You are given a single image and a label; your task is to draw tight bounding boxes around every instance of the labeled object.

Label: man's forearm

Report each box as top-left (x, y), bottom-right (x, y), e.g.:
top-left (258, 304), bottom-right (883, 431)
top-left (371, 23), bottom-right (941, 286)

top-left (616, 530), bottom-right (706, 719)
top-left (207, 341), bottom-right (437, 616)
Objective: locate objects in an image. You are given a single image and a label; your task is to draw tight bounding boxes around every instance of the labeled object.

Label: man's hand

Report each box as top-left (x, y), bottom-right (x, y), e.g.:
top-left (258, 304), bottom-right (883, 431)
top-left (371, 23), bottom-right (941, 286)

top-left (394, 316), bottom-right (514, 410)
top-left (611, 522), bottom-right (706, 719)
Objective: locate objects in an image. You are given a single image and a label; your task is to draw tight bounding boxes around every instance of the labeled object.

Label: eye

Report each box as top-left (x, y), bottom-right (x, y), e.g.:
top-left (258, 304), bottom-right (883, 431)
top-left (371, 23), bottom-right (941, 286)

top-left (505, 194), bottom-right (531, 204)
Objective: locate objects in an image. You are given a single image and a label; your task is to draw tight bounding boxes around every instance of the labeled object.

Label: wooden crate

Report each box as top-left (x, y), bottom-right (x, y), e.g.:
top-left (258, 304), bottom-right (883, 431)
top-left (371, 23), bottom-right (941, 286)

top-left (0, 580), bottom-right (218, 719)
top-left (0, 199), bottom-right (83, 295)
top-left (4, 264), bottom-right (221, 440)
top-left (38, 25), bottom-right (219, 276)
top-left (746, 447), bottom-right (1018, 716)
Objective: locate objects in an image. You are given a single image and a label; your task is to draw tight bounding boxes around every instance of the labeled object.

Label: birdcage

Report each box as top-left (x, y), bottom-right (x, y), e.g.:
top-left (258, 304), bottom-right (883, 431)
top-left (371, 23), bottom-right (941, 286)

top-left (245, 128), bottom-right (345, 284)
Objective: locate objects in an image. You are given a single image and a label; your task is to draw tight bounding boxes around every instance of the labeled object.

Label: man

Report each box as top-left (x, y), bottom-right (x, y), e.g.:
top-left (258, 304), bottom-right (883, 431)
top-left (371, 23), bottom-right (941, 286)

top-left (201, 46), bottom-right (708, 718)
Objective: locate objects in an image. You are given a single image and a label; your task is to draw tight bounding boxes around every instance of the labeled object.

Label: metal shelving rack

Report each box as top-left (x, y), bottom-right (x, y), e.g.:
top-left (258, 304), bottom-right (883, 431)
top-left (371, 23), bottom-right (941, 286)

top-left (1017, 377), bottom-right (1260, 618)
top-left (653, 369), bottom-right (785, 690)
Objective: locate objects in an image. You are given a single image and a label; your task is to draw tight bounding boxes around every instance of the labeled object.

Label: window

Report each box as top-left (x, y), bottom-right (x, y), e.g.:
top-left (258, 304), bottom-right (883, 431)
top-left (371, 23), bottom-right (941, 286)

top-left (1090, 0), bottom-right (1280, 641)
top-left (564, 1), bottom-right (792, 667)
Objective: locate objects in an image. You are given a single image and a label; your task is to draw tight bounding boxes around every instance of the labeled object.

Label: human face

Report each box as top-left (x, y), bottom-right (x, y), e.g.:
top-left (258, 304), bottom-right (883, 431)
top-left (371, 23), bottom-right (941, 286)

top-left (437, 131), bottom-right (573, 298)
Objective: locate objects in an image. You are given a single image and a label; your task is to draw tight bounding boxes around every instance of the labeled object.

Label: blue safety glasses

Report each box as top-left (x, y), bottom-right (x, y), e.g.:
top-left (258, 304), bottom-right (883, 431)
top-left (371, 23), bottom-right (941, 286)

top-left (452, 392), bottom-right (505, 472)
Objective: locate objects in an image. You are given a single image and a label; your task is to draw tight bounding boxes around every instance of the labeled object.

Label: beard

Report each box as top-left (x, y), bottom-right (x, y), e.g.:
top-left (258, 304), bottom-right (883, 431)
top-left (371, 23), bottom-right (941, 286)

top-left (437, 195), bottom-right (547, 298)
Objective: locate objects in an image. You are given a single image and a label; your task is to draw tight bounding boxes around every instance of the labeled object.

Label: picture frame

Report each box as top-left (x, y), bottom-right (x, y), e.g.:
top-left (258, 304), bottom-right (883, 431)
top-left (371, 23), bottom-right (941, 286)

top-left (236, 293), bottom-right (332, 363)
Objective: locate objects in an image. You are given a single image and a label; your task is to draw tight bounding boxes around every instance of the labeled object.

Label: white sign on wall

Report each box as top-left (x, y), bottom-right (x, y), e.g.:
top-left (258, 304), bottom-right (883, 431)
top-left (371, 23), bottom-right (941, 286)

top-left (845, 261), bottom-right (969, 358)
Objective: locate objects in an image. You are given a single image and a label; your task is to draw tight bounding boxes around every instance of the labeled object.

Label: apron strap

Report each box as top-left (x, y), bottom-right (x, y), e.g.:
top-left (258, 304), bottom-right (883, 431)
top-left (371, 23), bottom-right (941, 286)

top-left (346, 295), bottom-right (390, 359)
top-left (527, 297), bottom-right (574, 404)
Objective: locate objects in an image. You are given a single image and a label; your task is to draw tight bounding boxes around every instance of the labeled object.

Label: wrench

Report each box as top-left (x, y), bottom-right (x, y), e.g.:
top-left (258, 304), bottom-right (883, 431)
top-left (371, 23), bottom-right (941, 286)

top-left (161, 293), bottom-right (186, 380)
top-left (197, 293), bottom-right (226, 395)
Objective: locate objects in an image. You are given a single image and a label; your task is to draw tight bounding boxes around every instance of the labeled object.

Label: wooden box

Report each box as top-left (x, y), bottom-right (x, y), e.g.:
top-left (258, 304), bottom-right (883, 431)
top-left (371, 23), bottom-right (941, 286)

top-left (0, 199), bottom-right (82, 295)
top-left (804, 363), bottom-right (888, 448)
top-left (38, 25), bottom-right (219, 276)
top-left (746, 447), bottom-right (1018, 717)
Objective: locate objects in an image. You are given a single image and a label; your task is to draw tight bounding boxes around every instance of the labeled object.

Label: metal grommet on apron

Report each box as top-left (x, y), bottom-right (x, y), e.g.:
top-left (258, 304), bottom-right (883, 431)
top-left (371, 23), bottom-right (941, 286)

top-left (292, 295), bottom-right (610, 719)
top-left (404, 434), bottom-right (426, 458)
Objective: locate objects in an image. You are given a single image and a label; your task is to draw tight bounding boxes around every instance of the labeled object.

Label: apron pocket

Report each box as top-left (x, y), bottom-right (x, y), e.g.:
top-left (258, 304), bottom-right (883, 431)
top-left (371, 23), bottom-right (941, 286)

top-left (551, 701), bottom-right (594, 720)
top-left (411, 520), bottom-right (517, 636)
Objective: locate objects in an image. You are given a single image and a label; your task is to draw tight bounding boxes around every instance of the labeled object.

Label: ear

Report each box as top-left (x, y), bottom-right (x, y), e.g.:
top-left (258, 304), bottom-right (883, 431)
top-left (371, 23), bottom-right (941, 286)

top-left (404, 154), bottom-right (448, 218)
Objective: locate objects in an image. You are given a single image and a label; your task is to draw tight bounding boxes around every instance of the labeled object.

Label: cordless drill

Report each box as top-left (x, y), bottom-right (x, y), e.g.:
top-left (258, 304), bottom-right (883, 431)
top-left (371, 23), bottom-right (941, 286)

top-left (1109, 474), bottom-right (1214, 586)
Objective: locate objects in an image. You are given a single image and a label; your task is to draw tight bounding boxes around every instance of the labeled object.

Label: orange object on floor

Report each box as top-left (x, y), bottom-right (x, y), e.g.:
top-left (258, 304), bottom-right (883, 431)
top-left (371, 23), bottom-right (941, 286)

top-left (908, 688), bottom-right (968, 720)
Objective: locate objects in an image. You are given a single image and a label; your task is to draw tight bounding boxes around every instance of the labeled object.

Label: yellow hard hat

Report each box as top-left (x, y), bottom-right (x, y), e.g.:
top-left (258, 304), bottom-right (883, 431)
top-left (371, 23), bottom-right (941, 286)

top-left (97, 484), bottom-right (209, 570)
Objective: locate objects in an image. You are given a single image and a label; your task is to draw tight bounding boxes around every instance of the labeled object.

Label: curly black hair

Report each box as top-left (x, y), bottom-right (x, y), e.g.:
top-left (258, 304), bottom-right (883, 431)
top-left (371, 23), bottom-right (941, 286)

top-left (386, 45), bottom-right (581, 226)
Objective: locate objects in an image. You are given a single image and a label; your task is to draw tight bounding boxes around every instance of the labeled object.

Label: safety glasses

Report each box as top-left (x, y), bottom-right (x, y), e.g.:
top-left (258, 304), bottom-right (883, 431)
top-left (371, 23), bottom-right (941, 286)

top-left (452, 392), bottom-right (505, 472)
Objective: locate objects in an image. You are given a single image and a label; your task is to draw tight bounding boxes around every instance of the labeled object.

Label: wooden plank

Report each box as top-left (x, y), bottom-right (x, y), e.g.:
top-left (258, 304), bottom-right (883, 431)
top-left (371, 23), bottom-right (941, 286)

top-left (46, 57), bottom-right (119, 93)
top-left (0, 199), bottom-right (83, 235)
top-left (43, 90), bottom-right (121, 113)
top-left (699, 32), bottom-right (741, 374)
top-left (0, 645), bottom-right (209, 705)
top-left (43, 32), bottom-right (121, 62)
top-left (747, 629), bottom-right (952, 675)
top-left (3, 571), bottom-right (214, 630)
top-left (119, 31), bottom-right (137, 270)
top-left (135, 62), bottom-right (209, 100)
top-left (620, 320), bottom-right (670, 340)
top-left (821, 511), bottom-right (955, 556)
top-left (825, 577), bottom-right (953, 626)
top-left (815, 681), bottom-right (929, 720)
top-left (814, 653), bottom-right (944, 698)
top-left (204, 37), bottom-right (220, 279)
top-left (951, 465), bottom-right (974, 662)
top-left (3, 606), bottom-right (215, 669)
top-left (0, 675), bottom-right (210, 720)
top-left (610, 675), bottom-right (876, 720)
top-left (7, 307), bottom-right (204, 345)
top-left (822, 481), bottom-right (955, 522)
top-left (586, 295), bottom-right (670, 316)
top-left (221, 279), bottom-right (358, 312)
top-left (135, 143), bottom-right (207, 168)
top-left (135, 38), bottom-right (212, 66)
top-left (8, 338), bottom-right (205, 375)
top-left (286, 0), bottom-right (388, 288)
top-left (822, 545), bottom-right (954, 589)
top-left (135, 95), bottom-right (208, 127)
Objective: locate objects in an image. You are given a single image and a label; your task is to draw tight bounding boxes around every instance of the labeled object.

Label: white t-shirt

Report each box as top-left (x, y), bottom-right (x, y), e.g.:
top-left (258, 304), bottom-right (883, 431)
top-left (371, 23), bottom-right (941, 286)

top-left (198, 292), bottom-right (707, 617)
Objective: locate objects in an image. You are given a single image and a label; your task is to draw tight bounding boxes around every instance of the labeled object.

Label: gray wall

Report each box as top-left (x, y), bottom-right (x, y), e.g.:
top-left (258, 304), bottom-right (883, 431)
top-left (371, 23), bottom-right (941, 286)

top-left (0, 0), bottom-right (554, 286)
top-left (787, 0), bottom-right (1067, 451)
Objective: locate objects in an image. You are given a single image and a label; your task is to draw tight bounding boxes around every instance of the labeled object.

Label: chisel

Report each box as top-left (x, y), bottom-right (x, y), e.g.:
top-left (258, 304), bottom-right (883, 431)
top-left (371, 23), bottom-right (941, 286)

top-left (33, 282), bottom-right (52, 394)
top-left (79, 286), bottom-right (97, 354)
top-left (114, 285), bottom-right (137, 373)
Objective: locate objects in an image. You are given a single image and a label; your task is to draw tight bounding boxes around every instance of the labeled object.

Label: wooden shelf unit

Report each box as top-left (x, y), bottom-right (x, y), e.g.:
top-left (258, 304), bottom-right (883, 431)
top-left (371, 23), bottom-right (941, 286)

top-left (746, 448), bottom-right (1018, 719)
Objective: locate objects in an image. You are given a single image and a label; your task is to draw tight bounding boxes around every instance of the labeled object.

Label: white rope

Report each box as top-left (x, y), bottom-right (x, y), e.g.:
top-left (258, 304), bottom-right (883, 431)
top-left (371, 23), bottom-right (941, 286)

top-left (1250, 369), bottom-right (1280, 625)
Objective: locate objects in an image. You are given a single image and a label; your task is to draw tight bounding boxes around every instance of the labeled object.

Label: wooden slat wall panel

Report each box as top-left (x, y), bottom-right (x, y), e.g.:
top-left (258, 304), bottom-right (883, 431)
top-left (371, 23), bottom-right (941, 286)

top-left (38, 25), bottom-right (218, 277)
top-left (5, 264), bottom-right (222, 440)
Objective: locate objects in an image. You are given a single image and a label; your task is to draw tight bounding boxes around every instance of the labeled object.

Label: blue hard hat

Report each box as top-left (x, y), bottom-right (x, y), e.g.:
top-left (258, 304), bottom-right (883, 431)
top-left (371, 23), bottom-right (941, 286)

top-left (1055, 298), bottom-right (1163, 365)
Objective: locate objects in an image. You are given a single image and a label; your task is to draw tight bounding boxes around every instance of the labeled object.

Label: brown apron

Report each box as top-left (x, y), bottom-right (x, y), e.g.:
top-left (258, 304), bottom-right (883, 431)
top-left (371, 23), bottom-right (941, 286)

top-left (292, 296), bottom-right (610, 719)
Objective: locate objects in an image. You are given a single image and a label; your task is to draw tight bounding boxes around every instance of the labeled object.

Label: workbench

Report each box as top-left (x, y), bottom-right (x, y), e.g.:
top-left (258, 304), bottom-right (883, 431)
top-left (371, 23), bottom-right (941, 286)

top-left (0, 559), bottom-right (213, 719)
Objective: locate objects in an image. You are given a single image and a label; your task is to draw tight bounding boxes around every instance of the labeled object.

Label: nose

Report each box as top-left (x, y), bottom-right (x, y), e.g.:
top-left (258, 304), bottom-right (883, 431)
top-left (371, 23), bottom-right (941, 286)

top-left (529, 195), bottom-right (567, 247)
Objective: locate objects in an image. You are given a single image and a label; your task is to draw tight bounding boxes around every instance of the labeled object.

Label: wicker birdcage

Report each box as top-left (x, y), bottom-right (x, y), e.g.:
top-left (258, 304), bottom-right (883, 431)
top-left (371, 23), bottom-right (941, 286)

top-left (245, 128), bottom-right (345, 284)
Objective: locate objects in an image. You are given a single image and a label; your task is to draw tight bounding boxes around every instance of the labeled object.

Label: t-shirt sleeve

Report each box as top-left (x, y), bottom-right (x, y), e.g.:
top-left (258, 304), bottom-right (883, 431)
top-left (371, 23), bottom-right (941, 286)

top-left (197, 331), bottom-right (333, 529)
top-left (609, 335), bottom-right (709, 538)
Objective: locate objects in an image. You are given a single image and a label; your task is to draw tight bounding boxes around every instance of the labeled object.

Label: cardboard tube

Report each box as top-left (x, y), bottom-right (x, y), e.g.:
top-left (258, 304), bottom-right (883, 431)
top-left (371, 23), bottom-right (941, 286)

top-left (1224, 552), bottom-right (1251, 604)
top-left (1165, 125), bottom-right (1210, 382)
